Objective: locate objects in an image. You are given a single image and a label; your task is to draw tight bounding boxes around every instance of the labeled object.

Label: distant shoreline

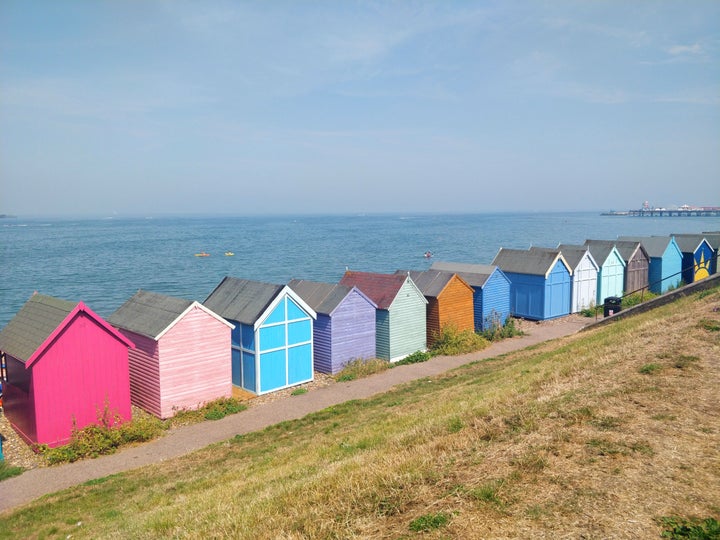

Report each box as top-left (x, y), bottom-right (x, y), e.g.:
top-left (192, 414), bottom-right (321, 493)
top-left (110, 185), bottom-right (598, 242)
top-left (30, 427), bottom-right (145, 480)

top-left (602, 209), bottom-right (720, 217)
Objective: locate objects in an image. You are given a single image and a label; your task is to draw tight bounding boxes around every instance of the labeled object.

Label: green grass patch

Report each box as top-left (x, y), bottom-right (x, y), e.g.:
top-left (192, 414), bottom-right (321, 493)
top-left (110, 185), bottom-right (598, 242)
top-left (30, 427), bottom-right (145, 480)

top-left (639, 363), bottom-right (663, 374)
top-left (334, 358), bottom-right (390, 382)
top-left (290, 387), bottom-right (308, 396)
top-left (658, 516), bottom-right (720, 539)
top-left (698, 318), bottom-right (720, 332)
top-left (409, 512), bottom-right (451, 532)
top-left (673, 355), bottom-right (700, 370)
top-left (0, 460), bottom-right (24, 480)
top-left (394, 350), bottom-right (432, 365)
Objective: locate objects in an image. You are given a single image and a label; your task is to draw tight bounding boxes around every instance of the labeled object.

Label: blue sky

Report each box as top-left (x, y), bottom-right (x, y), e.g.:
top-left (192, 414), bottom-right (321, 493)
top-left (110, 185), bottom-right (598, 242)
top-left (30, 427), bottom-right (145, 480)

top-left (1, 1), bottom-right (718, 216)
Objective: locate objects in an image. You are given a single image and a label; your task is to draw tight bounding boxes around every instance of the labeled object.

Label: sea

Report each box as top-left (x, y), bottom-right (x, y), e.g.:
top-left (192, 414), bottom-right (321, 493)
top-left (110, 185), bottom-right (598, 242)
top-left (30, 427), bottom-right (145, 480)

top-left (1, 212), bottom-right (719, 328)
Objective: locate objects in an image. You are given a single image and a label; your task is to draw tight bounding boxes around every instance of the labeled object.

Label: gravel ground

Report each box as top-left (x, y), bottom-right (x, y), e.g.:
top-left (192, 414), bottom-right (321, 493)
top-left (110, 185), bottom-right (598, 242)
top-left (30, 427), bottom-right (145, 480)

top-left (0, 370), bottom-right (337, 470)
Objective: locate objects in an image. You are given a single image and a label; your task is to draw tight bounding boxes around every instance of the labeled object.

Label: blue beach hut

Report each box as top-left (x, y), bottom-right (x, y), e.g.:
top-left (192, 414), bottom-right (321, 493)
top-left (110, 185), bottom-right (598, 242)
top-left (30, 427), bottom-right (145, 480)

top-left (618, 236), bottom-right (683, 293)
top-left (535, 246), bottom-right (598, 313)
top-left (204, 277), bottom-right (316, 395)
top-left (429, 261), bottom-right (511, 331)
top-left (288, 279), bottom-right (377, 374)
top-left (491, 248), bottom-right (572, 321)
top-left (672, 234), bottom-right (716, 282)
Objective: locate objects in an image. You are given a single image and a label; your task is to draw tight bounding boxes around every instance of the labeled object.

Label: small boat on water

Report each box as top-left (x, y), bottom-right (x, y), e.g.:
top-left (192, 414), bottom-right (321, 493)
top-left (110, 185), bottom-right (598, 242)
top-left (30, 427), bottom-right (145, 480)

top-left (195, 252), bottom-right (210, 257)
top-left (225, 251), bottom-right (234, 256)
top-left (424, 251), bottom-right (433, 259)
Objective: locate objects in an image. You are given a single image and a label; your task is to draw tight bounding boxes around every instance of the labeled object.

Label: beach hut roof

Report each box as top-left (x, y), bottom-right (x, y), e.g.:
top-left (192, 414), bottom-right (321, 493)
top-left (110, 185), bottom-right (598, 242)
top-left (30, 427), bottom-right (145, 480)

top-left (108, 289), bottom-right (233, 340)
top-left (394, 269), bottom-right (471, 298)
top-left (205, 276), bottom-right (316, 327)
top-left (340, 270), bottom-right (426, 309)
top-left (204, 277), bottom-right (284, 325)
top-left (554, 244), bottom-right (599, 270)
top-left (613, 240), bottom-right (649, 263)
top-left (429, 261), bottom-right (501, 288)
top-left (0, 293), bottom-right (133, 365)
top-left (617, 236), bottom-right (676, 258)
top-left (492, 247), bottom-right (570, 278)
top-left (288, 279), bottom-right (376, 315)
top-left (672, 233), bottom-right (715, 252)
top-left (583, 240), bottom-right (625, 267)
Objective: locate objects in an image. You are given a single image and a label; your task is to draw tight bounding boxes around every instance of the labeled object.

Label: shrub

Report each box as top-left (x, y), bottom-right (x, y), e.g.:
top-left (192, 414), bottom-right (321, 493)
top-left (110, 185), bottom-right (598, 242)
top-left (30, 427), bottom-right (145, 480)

top-left (622, 290), bottom-right (658, 308)
top-left (481, 316), bottom-right (524, 341)
top-left (394, 350), bottom-right (432, 366)
top-left (202, 397), bottom-right (248, 421)
top-left (431, 324), bottom-right (489, 356)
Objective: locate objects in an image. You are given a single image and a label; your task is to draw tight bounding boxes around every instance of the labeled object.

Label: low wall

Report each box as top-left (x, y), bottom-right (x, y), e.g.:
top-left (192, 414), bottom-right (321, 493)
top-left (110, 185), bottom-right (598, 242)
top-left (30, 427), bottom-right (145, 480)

top-left (585, 273), bottom-right (720, 330)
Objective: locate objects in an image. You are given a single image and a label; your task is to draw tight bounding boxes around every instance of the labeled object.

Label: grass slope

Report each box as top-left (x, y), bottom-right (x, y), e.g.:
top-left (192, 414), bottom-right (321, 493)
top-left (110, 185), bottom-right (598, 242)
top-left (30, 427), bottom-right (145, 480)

top-left (2, 287), bottom-right (719, 539)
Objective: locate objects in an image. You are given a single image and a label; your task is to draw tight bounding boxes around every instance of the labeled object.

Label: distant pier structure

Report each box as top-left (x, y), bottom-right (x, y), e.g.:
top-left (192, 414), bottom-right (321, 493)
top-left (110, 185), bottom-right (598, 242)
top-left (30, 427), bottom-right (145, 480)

top-left (603, 201), bottom-right (720, 217)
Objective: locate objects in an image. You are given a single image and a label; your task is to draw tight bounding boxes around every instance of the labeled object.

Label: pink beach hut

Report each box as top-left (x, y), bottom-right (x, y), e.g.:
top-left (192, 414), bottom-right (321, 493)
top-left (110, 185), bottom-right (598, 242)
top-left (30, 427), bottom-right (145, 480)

top-left (108, 290), bottom-right (234, 419)
top-left (0, 294), bottom-right (134, 448)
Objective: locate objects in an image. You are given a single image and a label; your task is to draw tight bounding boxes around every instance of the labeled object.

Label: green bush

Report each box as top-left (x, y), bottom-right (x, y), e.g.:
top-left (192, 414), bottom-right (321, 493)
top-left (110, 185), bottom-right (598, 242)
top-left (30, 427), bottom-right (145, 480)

top-left (335, 358), bottom-right (390, 382)
top-left (481, 316), bottom-right (524, 341)
top-left (431, 324), bottom-right (489, 355)
top-left (394, 350), bottom-right (432, 366)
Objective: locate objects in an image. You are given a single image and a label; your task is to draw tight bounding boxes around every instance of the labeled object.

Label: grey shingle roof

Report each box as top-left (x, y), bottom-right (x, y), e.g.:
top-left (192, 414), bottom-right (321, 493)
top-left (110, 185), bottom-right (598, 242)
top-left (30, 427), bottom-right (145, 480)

top-left (584, 240), bottom-right (620, 266)
top-left (617, 236), bottom-right (674, 258)
top-left (555, 244), bottom-right (597, 270)
top-left (288, 279), bottom-right (356, 315)
top-left (613, 240), bottom-right (648, 263)
top-left (492, 248), bottom-right (568, 276)
top-left (0, 294), bottom-right (78, 362)
top-left (108, 290), bottom-right (194, 340)
top-left (429, 261), bottom-right (499, 288)
top-left (394, 269), bottom-right (466, 298)
top-left (672, 233), bottom-right (715, 252)
top-left (204, 276), bottom-right (283, 325)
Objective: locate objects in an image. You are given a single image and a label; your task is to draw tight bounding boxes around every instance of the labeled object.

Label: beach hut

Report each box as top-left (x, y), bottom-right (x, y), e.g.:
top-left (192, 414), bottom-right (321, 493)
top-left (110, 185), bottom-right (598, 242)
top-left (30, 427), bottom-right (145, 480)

top-left (491, 248), bottom-right (572, 321)
top-left (204, 277), bottom-right (316, 395)
top-left (532, 245), bottom-right (598, 313)
top-left (672, 233), bottom-right (717, 281)
top-left (108, 290), bottom-right (234, 419)
top-left (395, 269), bottom-right (475, 347)
top-left (618, 236), bottom-right (683, 293)
top-left (287, 279), bottom-right (377, 374)
top-left (340, 271), bottom-right (427, 362)
top-left (430, 261), bottom-right (511, 331)
top-left (610, 240), bottom-right (650, 294)
top-left (701, 232), bottom-right (720, 273)
top-left (0, 294), bottom-right (133, 448)
top-left (582, 241), bottom-right (626, 305)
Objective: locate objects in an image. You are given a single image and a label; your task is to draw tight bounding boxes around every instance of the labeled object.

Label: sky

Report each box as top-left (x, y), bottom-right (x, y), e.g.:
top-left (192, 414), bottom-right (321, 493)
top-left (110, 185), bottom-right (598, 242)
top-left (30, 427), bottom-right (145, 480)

top-left (1, 1), bottom-right (718, 217)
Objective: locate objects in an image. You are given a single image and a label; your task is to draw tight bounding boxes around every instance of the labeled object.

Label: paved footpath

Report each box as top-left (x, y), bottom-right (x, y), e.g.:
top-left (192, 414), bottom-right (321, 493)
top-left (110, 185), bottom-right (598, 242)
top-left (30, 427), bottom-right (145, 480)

top-left (0, 316), bottom-right (591, 514)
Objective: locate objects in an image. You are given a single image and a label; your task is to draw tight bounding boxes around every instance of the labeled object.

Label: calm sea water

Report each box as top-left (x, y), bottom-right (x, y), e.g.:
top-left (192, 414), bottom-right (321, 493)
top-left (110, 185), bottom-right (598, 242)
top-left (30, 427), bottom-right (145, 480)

top-left (2, 212), bottom-right (718, 327)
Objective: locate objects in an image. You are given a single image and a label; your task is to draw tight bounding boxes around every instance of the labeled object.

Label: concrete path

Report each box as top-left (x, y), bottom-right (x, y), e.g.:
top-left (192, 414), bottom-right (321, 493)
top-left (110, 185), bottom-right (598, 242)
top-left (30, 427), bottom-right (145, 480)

top-left (0, 316), bottom-right (591, 514)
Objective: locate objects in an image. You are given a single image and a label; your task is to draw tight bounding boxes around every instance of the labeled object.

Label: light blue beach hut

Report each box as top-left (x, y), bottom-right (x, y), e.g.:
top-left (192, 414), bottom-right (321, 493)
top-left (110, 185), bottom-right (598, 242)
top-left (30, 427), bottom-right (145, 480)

top-left (491, 248), bottom-right (572, 321)
top-left (618, 236), bottom-right (683, 293)
top-left (204, 277), bottom-right (316, 395)
top-left (429, 261), bottom-right (511, 331)
top-left (288, 279), bottom-right (377, 374)
top-left (582, 241), bottom-right (626, 304)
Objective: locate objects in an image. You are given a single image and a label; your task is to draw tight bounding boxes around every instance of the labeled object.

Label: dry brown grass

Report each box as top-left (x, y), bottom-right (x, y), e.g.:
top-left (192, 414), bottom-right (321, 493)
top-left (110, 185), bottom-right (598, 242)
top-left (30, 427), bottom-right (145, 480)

top-left (3, 287), bottom-right (719, 539)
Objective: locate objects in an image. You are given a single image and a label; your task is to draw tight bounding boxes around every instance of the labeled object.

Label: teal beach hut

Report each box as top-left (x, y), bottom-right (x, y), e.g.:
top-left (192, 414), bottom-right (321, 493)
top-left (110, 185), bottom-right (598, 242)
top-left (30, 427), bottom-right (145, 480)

top-left (204, 277), bottom-right (316, 395)
top-left (618, 236), bottom-right (683, 293)
top-left (582, 241), bottom-right (626, 304)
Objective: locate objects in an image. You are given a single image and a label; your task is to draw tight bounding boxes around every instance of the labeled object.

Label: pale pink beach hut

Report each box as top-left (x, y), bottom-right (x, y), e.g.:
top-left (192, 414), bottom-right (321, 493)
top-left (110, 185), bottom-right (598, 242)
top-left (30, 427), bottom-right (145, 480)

top-left (108, 290), bottom-right (234, 419)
